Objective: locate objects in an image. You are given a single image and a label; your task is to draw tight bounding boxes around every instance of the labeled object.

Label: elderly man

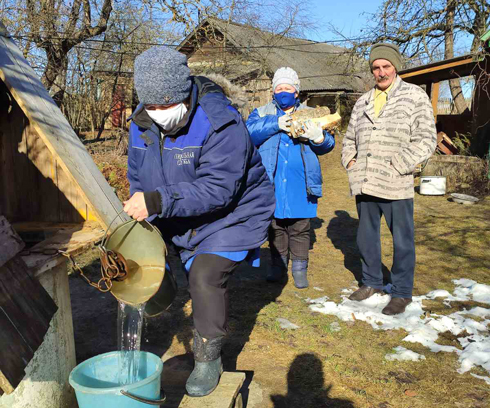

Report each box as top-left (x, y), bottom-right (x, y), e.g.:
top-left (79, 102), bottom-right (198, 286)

top-left (341, 43), bottom-right (437, 315)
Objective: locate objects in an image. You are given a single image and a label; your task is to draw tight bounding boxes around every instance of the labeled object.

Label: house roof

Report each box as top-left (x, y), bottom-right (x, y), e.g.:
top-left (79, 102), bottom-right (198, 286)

top-left (399, 54), bottom-right (483, 85)
top-left (178, 18), bottom-right (367, 92)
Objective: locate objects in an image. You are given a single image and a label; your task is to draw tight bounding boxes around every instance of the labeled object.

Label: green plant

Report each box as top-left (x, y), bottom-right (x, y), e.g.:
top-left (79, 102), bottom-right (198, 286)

top-left (452, 132), bottom-right (473, 155)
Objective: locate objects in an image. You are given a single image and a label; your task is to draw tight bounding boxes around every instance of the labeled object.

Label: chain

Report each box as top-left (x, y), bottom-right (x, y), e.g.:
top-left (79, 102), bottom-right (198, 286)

top-left (60, 248), bottom-right (129, 293)
top-left (20, 211), bottom-right (131, 293)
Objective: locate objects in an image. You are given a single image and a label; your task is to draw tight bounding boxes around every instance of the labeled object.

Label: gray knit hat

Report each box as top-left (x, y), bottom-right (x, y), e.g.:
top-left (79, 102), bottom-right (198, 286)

top-left (134, 46), bottom-right (192, 105)
top-left (272, 67), bottom-right (300, 93)
top-left (369, 43), bottom-right (403, 72)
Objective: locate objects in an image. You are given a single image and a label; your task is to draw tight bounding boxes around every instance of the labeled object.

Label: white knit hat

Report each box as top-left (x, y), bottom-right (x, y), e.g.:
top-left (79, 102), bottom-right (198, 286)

top-left (272, 67), bottom-right (300, 93)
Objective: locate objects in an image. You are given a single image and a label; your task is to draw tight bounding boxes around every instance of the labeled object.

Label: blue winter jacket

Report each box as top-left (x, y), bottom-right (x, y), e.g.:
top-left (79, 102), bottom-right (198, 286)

top-left (128, 77), bottom-right (275, 263)
top-left (246, 100), bottom-right (335, 198)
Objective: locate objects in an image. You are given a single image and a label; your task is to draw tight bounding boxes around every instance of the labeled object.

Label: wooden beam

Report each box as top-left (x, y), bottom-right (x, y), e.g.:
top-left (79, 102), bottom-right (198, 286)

top-left (431, 82), bottom-right (440, 122)
top-left (21, 222), bottom-right (104, 277)
top-left (400, 57), bottom-right (475, 80)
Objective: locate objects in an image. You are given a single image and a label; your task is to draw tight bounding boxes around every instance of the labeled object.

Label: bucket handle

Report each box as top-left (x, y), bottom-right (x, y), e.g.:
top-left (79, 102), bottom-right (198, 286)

top-left (100, 209), bottom-right (137, 250)
top-left (121, 389), bottom-right (166, 405)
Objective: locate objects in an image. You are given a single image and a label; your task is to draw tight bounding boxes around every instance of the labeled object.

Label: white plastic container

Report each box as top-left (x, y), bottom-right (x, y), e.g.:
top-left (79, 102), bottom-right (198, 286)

top-left (420, 176), bottom-right (446, 195)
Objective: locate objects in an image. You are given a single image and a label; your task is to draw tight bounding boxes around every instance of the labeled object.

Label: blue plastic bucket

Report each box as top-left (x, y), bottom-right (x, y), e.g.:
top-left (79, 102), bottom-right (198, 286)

top-left (69, 351), bottom-right (165, 407)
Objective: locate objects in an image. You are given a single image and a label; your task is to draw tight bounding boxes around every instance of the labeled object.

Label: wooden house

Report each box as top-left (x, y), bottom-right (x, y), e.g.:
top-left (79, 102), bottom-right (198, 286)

top-left (177, 18), bottom-right (368, 116)
top-left (0, 21), bottom-right (128, 407)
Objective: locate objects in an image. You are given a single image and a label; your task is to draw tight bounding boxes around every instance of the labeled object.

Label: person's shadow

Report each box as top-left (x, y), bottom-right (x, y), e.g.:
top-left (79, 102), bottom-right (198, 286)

top-left (326, 210), bottom-right (391, 286)
top-left (271, 353), bottom-right (355, 408)
top-left (309, 217), bottom-right (324, 249)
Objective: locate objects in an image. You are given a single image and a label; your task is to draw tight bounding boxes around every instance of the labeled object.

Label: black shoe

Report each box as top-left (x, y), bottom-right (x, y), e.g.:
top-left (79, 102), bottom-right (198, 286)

top-left (382, 297), bottom-right (412, 315)
top-left (266, 264), bottom-right (287, 283)
top-left (266, 255), bottom-right (288, 283)
top-left (348, 285), bottom-right (384, 301)
top-left (186, 330), bottom-right (223, 397)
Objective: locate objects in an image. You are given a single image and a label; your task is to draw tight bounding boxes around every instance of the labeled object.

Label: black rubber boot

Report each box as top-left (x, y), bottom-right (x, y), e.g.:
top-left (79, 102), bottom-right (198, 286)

top-left (186, 330), bottom-right (224, 397)
top-left (266, 255), bottom-right (288, 282)
top-left (292, 259), bottom-right (309, 289)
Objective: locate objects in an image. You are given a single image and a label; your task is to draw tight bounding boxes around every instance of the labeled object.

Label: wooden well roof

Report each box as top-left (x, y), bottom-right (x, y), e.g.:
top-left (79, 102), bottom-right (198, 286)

top-left (0, 22), bottom-right (128, 230)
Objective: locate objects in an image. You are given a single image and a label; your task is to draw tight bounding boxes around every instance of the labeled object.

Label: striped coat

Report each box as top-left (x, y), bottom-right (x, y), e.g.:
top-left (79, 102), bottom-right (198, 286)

top-left (341, 76), bottom-right (437, 200)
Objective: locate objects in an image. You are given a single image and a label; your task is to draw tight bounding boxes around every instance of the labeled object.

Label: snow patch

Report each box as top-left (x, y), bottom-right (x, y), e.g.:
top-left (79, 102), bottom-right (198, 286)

top-left (309, 280), bottom-right (490, 384)
top-left (385, 346), bottom-right (426, 362)
top-left (276, 318), bottom-right (300, 330)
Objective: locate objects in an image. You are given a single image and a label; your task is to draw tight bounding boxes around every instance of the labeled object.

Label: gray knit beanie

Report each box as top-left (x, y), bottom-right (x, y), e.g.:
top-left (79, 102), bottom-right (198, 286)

top-left (134, 46), bottom-right (192, 105)
top-left (369, 43), bottom-right (403, 72)
top-left (272, 67), bottom-right (300, 93)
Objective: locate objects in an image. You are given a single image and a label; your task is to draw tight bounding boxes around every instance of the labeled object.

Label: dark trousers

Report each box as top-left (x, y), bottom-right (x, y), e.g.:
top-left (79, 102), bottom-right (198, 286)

top-left (269, 218), bottom-right (310, 262)
top-left (356, 195), bottom-right (415, 298)
top-left (188, 254), bottom-right (240, 340)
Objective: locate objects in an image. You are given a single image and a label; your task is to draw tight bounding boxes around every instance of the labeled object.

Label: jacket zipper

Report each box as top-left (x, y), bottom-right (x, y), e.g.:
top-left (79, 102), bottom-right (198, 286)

top-left (299, 143), bottom-right (313, 195)
top-left (159, 132), bottom-right (169, 186)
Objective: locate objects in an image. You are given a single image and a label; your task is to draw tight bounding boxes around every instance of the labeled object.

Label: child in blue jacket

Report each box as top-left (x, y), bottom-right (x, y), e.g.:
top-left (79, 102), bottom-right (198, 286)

top-left (246, 67), bottom-right (334, 289)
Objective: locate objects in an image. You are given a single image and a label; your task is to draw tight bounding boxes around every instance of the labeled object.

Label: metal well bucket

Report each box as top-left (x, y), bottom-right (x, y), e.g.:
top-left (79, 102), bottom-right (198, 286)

top-left (102, 220), bottom-right (177, 316)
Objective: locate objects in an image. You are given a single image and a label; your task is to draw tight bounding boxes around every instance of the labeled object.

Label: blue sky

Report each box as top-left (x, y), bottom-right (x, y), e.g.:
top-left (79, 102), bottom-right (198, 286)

top-left (305, 0), bottom-right (385, 42)
top-left (303, 0), bottom-right (475, 98)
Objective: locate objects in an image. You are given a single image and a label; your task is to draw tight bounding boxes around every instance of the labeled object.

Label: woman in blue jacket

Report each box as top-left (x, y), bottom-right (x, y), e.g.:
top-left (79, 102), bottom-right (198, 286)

top-left (246, 67), bottom-right (335, 289)
top-left (124, 47), bottom-right (275, 397)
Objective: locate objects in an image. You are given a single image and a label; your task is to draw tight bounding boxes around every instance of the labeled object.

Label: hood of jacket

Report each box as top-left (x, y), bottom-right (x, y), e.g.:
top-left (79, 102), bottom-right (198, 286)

top-left (130, 75), bottom-right (245, 134)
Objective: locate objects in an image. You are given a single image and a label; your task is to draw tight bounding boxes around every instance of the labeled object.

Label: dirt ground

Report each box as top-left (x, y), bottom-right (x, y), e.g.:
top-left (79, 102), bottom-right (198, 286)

top-left (69, 134), bottom-right (490, 408)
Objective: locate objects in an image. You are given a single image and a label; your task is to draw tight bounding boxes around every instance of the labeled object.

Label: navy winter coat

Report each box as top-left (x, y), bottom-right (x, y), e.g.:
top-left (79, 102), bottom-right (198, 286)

top-left (128, 77), bottom-right (275, 263)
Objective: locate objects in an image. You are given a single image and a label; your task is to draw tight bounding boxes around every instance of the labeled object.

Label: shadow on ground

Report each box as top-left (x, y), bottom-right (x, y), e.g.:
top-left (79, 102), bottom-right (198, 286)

top-left (310, 217), bottom-right (324, 249)
top-left (270, 353), bottom-right (354, 408)
top-left (326, 210), bottom-right (391, 286)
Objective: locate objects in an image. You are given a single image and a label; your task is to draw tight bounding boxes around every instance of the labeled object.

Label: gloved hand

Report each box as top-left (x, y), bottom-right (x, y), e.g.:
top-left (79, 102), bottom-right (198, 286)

top-left (302, 120), bottom-right (324, 144)
top-left (278, 114), bottom-right (292, 133)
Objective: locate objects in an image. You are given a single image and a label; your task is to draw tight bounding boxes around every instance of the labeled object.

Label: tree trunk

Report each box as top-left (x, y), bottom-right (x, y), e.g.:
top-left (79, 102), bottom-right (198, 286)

top-left (41, 48), bottom-right (69, 107)
top-left (445, 0), bottom-right (467, 114)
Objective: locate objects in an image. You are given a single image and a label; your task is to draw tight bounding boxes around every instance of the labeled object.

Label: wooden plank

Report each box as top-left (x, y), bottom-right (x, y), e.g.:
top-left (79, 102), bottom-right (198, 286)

top-left (0, 79), bottom-right (29, 222)
top-left (21, 222), bottom-right (105, 277)
top-left (431, 82), bottom-right (440, 121)
top-left (0, 307), bottom-right (34, 394)
top-left (0, 34), bottom-right (129, 229)
top-left (0, 255), bottom-right (58, 394)
top-left (0, 216), bottom-right (24, 267)
top-left (177, 372), bottom-right (246, 408)
top-left (0, 257), bottom-right (58, 348)
top-left (11, 221), bottom-right (83, 233)
top-left (400, 57), bottom-right (475, 80)
top-left (24, 117), bottom-right (62, 222)
top-left (56, 160), bottom-right (85, 223)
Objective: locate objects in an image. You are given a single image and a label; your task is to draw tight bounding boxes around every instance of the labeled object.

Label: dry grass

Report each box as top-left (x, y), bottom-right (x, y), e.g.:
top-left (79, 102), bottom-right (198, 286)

top-left (72, 134), bottom-right (490, 408)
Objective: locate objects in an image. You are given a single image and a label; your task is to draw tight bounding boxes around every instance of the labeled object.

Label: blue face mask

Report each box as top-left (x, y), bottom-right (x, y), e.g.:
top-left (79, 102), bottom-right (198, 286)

top-left (274, 91), bottom-right (297, 110)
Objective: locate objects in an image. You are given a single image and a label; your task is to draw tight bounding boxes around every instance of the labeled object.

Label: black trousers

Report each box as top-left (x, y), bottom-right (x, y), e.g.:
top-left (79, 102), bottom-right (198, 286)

top-left (188, 254), bottom-right (240, 340)
top-left (356, 195), bottom-right (415, 298)
top-left (269, 218), bottom-right (311, 261)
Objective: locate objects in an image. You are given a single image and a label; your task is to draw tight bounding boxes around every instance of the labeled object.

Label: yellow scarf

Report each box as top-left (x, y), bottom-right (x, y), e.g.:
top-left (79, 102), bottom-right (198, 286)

top-left (374, 81), bottom-right (394, 118)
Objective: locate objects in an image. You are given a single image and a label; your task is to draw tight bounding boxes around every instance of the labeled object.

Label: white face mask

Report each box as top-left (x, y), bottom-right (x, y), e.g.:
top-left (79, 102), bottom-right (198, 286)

top-left (145, 103), bottom-right (188, 132)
